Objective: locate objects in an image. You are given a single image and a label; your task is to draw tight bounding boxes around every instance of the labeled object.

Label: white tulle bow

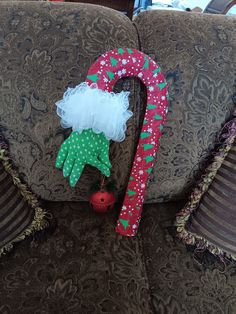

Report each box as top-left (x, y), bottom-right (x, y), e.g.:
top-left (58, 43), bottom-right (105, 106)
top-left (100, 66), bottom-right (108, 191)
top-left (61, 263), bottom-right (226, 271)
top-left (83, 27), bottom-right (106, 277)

top-left (56, 82), bottom-right (133, 142)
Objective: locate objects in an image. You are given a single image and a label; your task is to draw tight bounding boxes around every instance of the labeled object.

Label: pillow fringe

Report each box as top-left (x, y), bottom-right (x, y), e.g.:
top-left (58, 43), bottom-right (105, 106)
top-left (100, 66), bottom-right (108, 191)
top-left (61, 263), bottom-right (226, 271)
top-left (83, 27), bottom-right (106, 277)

top-left (176, 108), bottom-right (236, 262)
top-left (0, 145), bottom-right (47, 257)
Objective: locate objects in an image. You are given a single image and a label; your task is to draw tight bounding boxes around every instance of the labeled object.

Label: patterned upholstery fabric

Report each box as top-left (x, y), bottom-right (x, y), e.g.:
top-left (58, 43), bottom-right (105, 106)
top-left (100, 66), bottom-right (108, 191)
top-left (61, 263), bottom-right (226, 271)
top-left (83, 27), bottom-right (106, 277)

top-left (1, 4), bottom-right (236, 313)
top-left (0, 202), bottom-right (152, 314)
top-left (141, 203), bottom-right (236, 313)
top-left (2, 200), bottom-right (236, 313)
top-left (0, 1), bottom-right (140, 201)
top-left (134, 10), bottom-right (236, 202)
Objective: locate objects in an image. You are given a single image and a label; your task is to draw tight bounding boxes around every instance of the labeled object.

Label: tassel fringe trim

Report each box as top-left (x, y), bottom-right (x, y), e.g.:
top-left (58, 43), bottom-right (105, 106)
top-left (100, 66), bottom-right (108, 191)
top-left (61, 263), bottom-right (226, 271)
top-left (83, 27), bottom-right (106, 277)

top-left (0, 146), bottom-right (47, 257)
top-left (176, 109), bottom-right (236, 262)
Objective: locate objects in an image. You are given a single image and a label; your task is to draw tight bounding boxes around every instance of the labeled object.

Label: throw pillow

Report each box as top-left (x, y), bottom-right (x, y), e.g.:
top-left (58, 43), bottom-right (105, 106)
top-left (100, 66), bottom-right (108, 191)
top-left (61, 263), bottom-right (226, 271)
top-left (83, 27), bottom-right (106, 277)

top-left (0, 134), bottom-right (47, 257)
top-left (176, 109), bottom-right (236, 261)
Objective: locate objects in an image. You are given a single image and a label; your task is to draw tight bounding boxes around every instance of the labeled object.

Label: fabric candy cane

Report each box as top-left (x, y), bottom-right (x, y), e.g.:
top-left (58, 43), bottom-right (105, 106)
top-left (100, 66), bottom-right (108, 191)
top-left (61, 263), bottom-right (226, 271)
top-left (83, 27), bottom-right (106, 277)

top-left (85, 48), bottom-right (169, 236)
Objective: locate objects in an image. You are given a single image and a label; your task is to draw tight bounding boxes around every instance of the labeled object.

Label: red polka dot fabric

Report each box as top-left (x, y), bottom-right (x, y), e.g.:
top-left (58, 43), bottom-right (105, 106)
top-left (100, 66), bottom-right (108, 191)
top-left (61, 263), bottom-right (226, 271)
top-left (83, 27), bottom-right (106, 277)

top-left (86, 48), bottom-right (169, 236)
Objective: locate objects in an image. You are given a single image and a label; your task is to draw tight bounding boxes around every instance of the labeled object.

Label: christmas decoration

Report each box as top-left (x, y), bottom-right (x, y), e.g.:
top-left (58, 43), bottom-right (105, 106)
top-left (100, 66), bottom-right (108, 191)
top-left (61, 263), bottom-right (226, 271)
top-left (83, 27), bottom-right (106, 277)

top-left (89, 190), bottom-right (116, 213)
top-left (56, 129), bottom-right (111, 187)
top-left (55, 48), bottom-right (169, 236)
top-left (89, 176), bottom-right (116, 213)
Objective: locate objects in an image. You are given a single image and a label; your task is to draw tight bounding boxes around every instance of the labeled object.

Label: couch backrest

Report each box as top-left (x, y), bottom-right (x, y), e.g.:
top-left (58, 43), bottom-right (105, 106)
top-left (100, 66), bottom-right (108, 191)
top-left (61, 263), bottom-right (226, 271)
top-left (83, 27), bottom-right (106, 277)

top-left (0, 1), bottom-right (140, 201)
top-left (1, 3), bottom-right (236, 203)
top-left (135, 10), bottom-right (236, 202)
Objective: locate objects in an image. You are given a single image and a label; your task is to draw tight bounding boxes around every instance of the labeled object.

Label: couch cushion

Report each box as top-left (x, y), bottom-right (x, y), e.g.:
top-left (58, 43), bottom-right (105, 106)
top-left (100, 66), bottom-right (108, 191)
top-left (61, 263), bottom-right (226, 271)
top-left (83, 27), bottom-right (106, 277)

top-left (0, 1), bottom-right (140, 201)
top-left (134, 10), bottom-right (236, 202)
top-left (141, 202), bottom-right (236, 313)
top-left (0, 201), bottom-right (152, 314)
top-left (0, 134), bottom-right (46, 256)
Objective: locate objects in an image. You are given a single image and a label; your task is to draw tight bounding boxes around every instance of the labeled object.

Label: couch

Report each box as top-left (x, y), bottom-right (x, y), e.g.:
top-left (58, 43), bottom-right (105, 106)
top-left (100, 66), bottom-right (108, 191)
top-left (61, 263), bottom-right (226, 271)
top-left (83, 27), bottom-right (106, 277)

top-left (0, 1), bottom-right (236, 313)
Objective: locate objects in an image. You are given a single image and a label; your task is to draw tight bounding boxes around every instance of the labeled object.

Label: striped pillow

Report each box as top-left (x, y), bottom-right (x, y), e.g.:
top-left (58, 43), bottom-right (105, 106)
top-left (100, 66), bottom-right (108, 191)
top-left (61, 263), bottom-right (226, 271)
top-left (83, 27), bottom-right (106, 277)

top-left (176, 110), bottom-right (236, 261)
top-left (0, 136), bottom-right (46, 256)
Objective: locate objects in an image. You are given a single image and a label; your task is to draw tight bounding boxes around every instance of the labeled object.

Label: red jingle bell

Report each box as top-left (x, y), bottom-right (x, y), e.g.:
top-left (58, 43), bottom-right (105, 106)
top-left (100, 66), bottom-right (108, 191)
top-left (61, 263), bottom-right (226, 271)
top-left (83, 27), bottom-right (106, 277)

top-left (89, 190), bottom-right (116, 213)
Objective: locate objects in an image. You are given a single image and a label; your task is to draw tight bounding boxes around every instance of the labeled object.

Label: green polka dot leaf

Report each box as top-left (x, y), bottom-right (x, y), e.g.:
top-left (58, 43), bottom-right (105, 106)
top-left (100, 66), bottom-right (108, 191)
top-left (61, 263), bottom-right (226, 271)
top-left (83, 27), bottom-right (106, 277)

top-left (56, 129), bottom-right (111, 187)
